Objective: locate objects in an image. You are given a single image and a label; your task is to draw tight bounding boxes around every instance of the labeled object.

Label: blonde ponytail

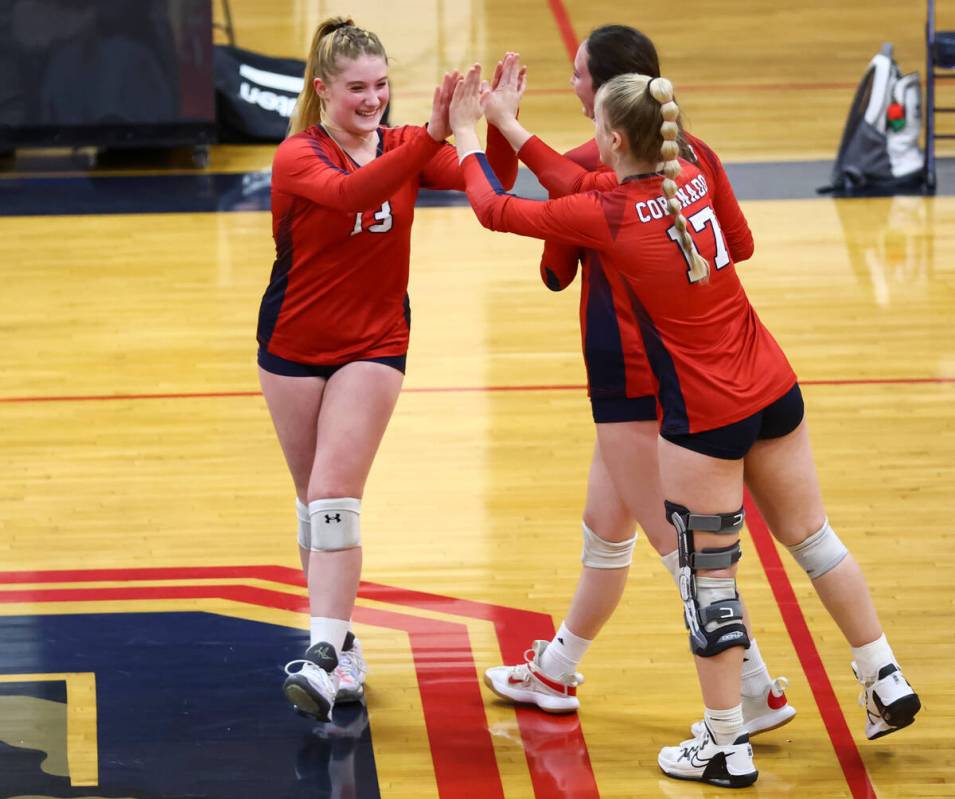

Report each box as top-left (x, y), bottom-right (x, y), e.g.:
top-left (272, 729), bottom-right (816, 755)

top-left (649, 78), bottom-right (709, 283)
top-left (597, 74), bottom-right (710, 283)
top-left (288, 17), bottom-right (388, 136)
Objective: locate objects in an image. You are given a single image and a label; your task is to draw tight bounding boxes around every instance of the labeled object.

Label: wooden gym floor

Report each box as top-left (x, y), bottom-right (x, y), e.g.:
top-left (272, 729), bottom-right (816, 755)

top-left (1, 2), bottom-right (953, 797)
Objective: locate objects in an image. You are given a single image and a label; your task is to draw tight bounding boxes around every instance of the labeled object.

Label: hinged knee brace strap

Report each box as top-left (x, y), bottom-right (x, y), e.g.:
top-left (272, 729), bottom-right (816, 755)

top-left (308, 498), bottom-right (361, 551)
top-left (665, 500), bottom-right (750, 657)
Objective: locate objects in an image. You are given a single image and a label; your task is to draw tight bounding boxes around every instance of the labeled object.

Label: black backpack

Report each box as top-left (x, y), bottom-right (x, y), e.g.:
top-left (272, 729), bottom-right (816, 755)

top-left (214, 44), bottom-right (393, 143)
top-left (820, 43), bottom-right (923, 194)
top-left (214, 45), bottom-right (305, 142)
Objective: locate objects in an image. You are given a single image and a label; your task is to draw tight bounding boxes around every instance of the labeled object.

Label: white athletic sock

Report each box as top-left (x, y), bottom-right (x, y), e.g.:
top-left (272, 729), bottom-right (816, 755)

top-left (852, 633), bottom-right (896, 680)
top-left (539, 622), bottom-right (591, 679)
top-left (741, 637), bottom-right (772, 696)
top-left (661, 549), bottom-right (680, 588)
top-left (310, 616), bottom-right (350, 653)
top-left (705, 704), bottom-right (744, 745)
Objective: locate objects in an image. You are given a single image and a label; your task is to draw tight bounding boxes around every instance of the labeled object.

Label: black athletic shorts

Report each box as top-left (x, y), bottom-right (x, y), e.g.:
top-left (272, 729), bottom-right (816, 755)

top-left (257, 348), bottom-right (407, 378)
top-left (660, 383), bottom-right (804, 460)
top-left (591, 395), bottom-right (657, 424)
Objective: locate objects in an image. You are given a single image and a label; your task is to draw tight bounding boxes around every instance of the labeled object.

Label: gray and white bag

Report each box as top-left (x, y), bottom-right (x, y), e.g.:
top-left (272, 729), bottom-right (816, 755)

top-left (821, 43), bottom-right (923, 193)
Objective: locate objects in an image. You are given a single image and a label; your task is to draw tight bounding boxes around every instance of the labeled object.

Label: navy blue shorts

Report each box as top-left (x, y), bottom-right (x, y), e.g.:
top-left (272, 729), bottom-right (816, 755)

top-left (257, 348), bottom-right (407, 378)
top-left (660, 383), bottom-right (804, 460)
top-left (591, 395), bottom-right (657, 424)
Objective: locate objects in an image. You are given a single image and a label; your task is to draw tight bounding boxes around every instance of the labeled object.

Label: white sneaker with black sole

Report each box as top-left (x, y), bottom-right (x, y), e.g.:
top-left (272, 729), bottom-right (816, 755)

top-left (659, 722), bottom-right (758, 789)
top-left (483, 640), bottom-right (583, 714)
top-left (691, 676), bottom-right (796, 739)
top-left (284, 641), bottom-right (340, 721)
top-left (852, 661), bottom-right (921, 740)
top-left (335, 632), bottom-right (368, 703)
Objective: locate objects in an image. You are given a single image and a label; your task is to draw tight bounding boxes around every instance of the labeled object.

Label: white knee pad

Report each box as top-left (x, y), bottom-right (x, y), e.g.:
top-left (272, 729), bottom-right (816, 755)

top-left (581, 522), bottom-right (636, 569)
top-left (787, 518), bottom-right (848, 579)
top-left (308, 498), bottom-right (361, 551)
top-left (296, 498), bottom-right (311, 549)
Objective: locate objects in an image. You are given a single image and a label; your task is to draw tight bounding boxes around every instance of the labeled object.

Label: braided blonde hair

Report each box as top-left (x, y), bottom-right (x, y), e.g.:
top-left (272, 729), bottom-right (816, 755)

top-left (597, 75), bottom-right (710, 283)
top-left (288, 17), bottom-right (388, 136)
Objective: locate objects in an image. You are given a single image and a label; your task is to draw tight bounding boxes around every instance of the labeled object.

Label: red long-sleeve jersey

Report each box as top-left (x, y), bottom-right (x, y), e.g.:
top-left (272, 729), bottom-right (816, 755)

top-left (462, 151), bottom-right (795, 435)
top-left (258, 124), bottom-right (517, 364)
top-left (533, 135), bottom-right (754, 402)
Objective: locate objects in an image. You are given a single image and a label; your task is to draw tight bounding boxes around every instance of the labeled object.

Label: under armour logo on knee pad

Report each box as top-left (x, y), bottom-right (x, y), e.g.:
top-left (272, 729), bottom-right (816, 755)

top-left (324, 513), bottom-right (341, 523)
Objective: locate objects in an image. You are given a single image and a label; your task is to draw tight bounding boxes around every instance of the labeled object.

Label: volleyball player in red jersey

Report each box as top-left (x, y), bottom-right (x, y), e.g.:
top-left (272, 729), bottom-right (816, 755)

top-left (450, 64), bottom-right (919, 787)
top-left (258, 18), bottom-right (518, 723)
top-left (483, 34), bottom-right (794, 738)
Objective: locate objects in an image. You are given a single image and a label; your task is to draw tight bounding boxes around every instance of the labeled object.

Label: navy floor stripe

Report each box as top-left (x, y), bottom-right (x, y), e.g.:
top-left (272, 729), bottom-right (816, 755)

top-left (0, 158), bottom-right (952, 216)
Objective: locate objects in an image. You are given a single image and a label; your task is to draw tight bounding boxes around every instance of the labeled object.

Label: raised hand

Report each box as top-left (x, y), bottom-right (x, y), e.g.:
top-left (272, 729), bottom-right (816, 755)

top-left (484, 53), bottom-right (527, 128)
top-left (490, 51), bottom-right (528, 92)
top-left (427, 69), bottom-right (461, 141)
top-left (450, 64), bottom-right (485, 133)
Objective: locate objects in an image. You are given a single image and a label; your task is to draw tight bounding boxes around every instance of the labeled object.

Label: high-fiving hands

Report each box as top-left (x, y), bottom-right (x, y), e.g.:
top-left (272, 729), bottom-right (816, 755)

top-left (485, 53), bottom-right (527, 128)
top-left (454, 55), bottom-right (533, 155)
top-left (432, 53), bottom-right (531, 161)
top-left (449, 63), bottom-right (487, 134)
top-left (427, 69), bottom-right (461, 141)
top-left (449, 64), bottom-right (486, 160)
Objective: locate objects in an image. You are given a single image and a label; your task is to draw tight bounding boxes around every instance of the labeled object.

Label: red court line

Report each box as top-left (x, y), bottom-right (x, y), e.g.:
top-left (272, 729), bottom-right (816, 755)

top-left (0, 564), bottom-right (305, 584)
top-left (1, 376), bottom-right (952, 405)
top-left (0, 567), bottom-right (600, 798)
top-left (409, 383), bottom-right (585, 393)
top-left (393, 86), bottom-right (578, 99)
top-left (361, 581), bottom-right (600, 798)
top-left (385, 81), bottom-right (859, 100)
top-left (545, 0), bottom-right (578, 63)
top-left (743, 490), bottom-right (876, 799)
top-left (0, 386), bottom-right (582, 404)
top-left (542, 1), bottom-right (855, 93)
top-left (0, 390), bottom-right (263, 403)
top-left (803, 377), bottom-right (953, 386)
top-left (0, 581), bottom-right (506, 799)
top-left (353, 605), bottom-right (506, 799)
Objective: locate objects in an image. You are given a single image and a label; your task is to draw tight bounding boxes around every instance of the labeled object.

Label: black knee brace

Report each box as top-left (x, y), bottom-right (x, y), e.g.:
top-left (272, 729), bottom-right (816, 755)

top-left (665, 500), bottom-right (750, 657)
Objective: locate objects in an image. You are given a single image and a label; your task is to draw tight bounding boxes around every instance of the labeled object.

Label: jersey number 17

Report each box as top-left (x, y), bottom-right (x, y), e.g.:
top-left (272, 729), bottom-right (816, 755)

top-left (665, 205), bottom-right (730, 283)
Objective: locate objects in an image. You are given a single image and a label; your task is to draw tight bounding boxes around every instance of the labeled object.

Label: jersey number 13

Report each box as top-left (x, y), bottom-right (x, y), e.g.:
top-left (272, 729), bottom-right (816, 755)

top-left (351, 201), bottom-right (393, 235)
